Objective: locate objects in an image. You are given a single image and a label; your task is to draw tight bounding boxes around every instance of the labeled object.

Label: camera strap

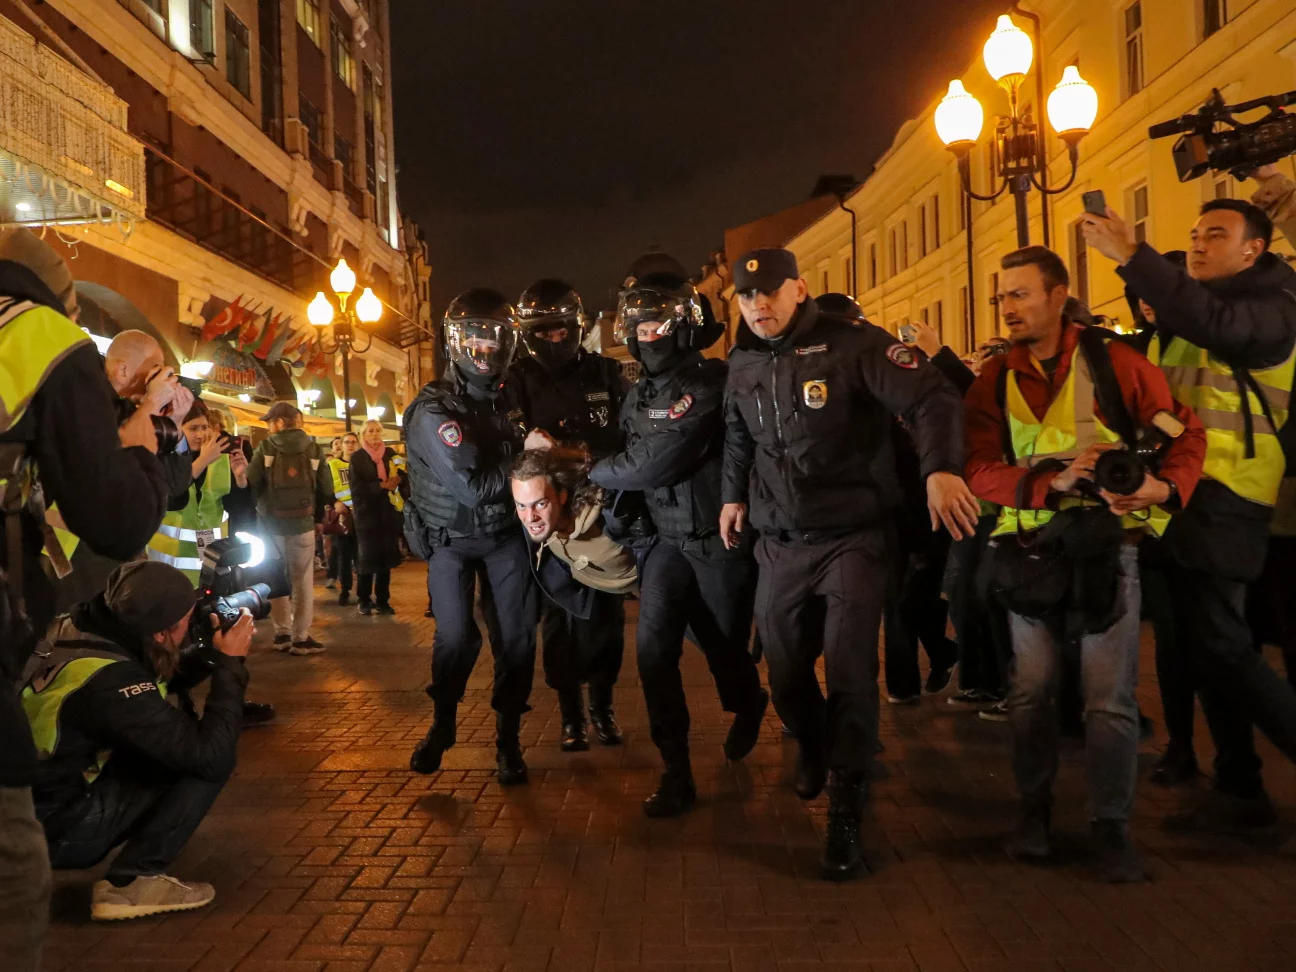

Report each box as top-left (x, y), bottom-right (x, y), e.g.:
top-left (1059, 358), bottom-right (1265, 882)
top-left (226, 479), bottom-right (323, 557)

top-left (1076, 326), bottom-right (1137, 448)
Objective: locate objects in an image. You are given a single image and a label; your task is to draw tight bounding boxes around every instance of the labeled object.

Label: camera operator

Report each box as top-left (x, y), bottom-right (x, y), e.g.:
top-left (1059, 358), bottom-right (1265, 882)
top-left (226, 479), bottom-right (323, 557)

top-left (0, 229), bottom-right (175, 966)
top-left (105, 331), bottom-right (196, 499)
top-left (1084, 197), bottom-right (1296, 833)
top-left (21, 561), bottom-right (252, 921)
top-left (964, 246), bottom-right (1204, 883)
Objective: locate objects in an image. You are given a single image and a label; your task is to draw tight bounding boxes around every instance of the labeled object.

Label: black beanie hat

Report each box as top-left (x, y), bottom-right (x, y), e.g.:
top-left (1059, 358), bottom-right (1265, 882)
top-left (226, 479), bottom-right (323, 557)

top-left (104, 561), bottom-right (198, 636)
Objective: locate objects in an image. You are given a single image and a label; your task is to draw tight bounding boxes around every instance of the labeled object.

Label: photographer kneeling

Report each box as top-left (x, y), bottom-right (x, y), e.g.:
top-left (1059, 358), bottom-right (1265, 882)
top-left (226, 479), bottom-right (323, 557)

top-left (965, 247), bottom-right (1204, 882)
top-left (21, 561), bottom-right (253, 921)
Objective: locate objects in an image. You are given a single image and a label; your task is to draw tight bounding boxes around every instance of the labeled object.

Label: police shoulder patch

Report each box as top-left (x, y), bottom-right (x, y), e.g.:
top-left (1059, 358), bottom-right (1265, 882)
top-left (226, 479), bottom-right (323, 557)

top-left (886, 343), bottom-right (919, 370)
top-left (668, 394), bottom-right (694, 419)
top-left (437, 420), bottom-right (462, 447)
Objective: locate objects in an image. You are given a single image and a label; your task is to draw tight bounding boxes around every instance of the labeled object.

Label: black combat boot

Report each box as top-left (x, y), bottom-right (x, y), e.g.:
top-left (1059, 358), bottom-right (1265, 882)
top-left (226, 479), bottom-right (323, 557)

top-left (793, 740), bottom-right (827, 801)
top-left (496, 712), bottom-right (529, 785)
top-left (1005, 797), bottom-right (1053, 861)
top-left (644, 753), bottom-right (696, 818)
top-left (589, 707), bottom-right (622, 746)
top-left (723, 688), bottom-right (769, 761)
top-left (410, 701), bottom-right (457, 775)
top-left (558, 688), bottom-right (589, 753)
top-left (820, 771), bottom-right (868, 881)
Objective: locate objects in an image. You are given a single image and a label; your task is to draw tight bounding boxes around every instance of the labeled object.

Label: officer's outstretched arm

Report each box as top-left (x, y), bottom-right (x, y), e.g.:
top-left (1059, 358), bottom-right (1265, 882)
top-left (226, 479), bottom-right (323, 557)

top-left (408, 406), bottom-right (509, 507)
top-left (589, 382), bottom-right (722, 491)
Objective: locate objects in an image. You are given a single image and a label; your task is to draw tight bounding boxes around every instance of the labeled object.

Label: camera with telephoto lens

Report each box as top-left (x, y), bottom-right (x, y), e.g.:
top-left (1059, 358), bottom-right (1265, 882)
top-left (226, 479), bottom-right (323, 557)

top-left (115, 397), bottom-right (182, 454)
top-left (1150, 88), bottom-right (1296, 182)
top-left (186, 537), bottom-right (273, 652)
top-left (1088, 411), bottom-right (1186, 496)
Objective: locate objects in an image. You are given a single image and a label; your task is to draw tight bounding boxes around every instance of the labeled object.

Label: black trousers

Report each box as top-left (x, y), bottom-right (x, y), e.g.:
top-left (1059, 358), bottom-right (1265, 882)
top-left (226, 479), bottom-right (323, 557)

top-left (358, 569), bottom-right (391, 606)
top-left (1167, 563), bottom-right (1296, 796)
top-left (1247, 536), bottom-right (1296, 690)
top-left (1141, 561), bottom-right (1193, 746)
top-left (944, 519), bottom-right (1011, 696)
top-left (426, 532), bottom-right (538, 717)
top-left (542, 592), bottom-right (624, 720)
top-left (883, 529), bottom-right (956, 698)
top-left (43, 757), bottom-right (225, 880)
top-left (756, 529), bottom-right (889, 774)
top-left (328, 533), bottom-right (356, 592)
top-left (636, 536), bottom-right (762, 763)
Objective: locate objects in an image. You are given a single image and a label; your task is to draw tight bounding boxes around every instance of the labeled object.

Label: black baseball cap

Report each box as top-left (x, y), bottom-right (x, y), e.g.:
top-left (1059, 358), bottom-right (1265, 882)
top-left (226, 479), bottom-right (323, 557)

top-left (262, 401), bottom-right (301, 423)
top-left (733, 248), bottom-right (800, 294)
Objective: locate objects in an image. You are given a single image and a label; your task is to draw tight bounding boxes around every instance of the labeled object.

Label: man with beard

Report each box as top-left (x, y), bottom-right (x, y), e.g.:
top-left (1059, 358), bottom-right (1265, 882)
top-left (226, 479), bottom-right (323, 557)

top-left (511, 280), bottom-right (626, 749)
top-left (404, 289), bottom-right (537, 785)
top-left (588, 265), bottom-right (768, 818)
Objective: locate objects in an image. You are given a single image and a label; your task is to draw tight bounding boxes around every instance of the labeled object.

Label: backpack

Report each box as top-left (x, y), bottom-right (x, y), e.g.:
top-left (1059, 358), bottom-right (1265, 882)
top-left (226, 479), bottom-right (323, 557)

top-left (261, 438), bottom-right (319, 520)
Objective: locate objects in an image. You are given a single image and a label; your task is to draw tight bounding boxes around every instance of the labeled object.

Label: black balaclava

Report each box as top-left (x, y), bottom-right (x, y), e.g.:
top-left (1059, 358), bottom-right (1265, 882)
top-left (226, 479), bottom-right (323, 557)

top-left (635, 331), bottom-right (682, 376)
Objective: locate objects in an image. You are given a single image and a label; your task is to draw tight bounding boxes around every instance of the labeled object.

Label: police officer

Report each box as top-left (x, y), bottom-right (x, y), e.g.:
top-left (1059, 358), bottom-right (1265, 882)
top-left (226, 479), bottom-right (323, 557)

top-left (721, 248), bottom-right (976, 880)
top-left (404, 289), bottom-right (537, 785)
top-left (512, 279), bottom-right (626, 750)
top-left (588, 266), bottom-right (768, 818)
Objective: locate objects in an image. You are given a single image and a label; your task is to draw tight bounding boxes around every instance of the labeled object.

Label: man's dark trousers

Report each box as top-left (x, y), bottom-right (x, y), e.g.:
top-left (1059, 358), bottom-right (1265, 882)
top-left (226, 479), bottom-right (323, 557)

top-left (756, 529), bottom-right (889, 773)
top-left (42, 756), bottom-right (225, 880)
top-left (635, 536), bottom-right (762, 762)
top-left (542, 592), bottom-right (625, 719)
top-left (1167, 564), bottom-right (1296, 795)
top-left (426, 532), bottom-right (538, 715)
top-left (883, 529), bottom-right (955, 699)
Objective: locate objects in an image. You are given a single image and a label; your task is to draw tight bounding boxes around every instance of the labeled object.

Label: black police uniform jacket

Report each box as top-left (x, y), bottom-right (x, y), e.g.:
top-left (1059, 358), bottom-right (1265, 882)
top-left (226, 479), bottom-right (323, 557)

top-left (722, 299), bottom-right (964, 535)
top-left (403, 370), bottom-right (526, 547)
top-left (510, 350), bottom-right (627, 458)
top-left (588, 351), bottom-right (727, 542)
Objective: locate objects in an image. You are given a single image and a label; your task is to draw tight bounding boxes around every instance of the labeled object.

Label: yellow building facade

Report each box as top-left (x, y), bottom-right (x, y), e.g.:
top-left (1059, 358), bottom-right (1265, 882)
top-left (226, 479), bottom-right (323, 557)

top-left (778, 0), bottom-right (1296, 354)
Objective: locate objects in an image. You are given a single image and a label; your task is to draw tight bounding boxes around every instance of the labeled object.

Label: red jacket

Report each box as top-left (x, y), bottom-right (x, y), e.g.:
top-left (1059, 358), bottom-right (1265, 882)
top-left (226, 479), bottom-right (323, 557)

top-left (964, 323), bottom-right (1206, 511)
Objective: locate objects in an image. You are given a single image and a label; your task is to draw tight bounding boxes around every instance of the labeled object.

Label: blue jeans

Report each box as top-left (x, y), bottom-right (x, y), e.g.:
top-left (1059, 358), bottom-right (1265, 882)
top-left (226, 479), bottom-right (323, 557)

top-left (1007, 544), bottom-right (1141, 822)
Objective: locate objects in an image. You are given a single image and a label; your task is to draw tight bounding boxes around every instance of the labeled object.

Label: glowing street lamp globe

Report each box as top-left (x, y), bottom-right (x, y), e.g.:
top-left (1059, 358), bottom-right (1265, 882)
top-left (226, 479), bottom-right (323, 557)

top-left (983, 14), bottom-right (1033, 85)
top-left (1047, 65), bottom-right (1098, 137)
top-left (935, 80), bottom-right (984, 147)
top-left (355, 287), bottom-right (383, 324)
top-left (329, 258), bottom-right (357, 298)
top-left (307, 291), bottom-right (335, 327)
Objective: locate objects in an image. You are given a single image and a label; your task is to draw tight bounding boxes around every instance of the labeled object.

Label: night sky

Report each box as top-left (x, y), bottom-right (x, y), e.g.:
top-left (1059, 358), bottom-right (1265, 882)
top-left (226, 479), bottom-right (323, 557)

top-left (391, 0), bottom-right (1007, 318)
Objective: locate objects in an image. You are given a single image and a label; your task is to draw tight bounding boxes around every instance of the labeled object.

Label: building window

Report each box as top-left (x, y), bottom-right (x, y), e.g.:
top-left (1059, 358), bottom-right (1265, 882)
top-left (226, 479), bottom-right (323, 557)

top-left (1203, 0), bottom-right (1227, 39)
top-left (820, 268), bottom-right (830, 295)
top-left (959, 285), bottom-right (971, 352)
top-left (1212, 174), bottom-right (1233, 199)
top-left (1131, 184), bottom-right (1150, 244)
top-left (297, 0), bottom-right (321, 46)
top-left (901, 221), bottom-right (909, 270)
top-left (919, 203), bottom-right (928, 257)
top-left (224, 10), bottom-right (251, 99)
top-left (300, 97), bottom-right (323, 148)
top-left (331, 18), bottom-right (355, 88)
top-left (189, 0), bottom-right (214, 59)
top-left (931, 194), bottom-right (941, 249)
top-left (1072, 221), bottom-right (1090, 306)
top-left (842, 256), bottom-right (853, 295)
top-left (934, 300), bottom-right (944, 341)
top-left (1124, 2), bottom-right (1145, 97)
top-left (335, 134), bottom-right (353, 175)
top-left (889, 228), bottom-right (898, 278)
top-left (868, 243), bottom-right (877, 290)
top-left (990, 271), bottom-right (1001, 334)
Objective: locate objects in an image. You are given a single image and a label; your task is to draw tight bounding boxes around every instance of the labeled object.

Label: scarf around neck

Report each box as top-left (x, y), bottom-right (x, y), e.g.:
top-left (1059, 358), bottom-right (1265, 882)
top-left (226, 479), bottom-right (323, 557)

top-left (362, 441), bottom-right (387, 480)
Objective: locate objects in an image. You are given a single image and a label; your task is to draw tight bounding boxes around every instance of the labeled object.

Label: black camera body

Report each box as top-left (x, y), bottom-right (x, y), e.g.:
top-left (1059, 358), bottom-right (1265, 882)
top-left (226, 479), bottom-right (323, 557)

top-left (1150, 88), bottom-right (1296, 182)
top-left (1089, 411), bottom-right (1185, 496)
top-left (186, 538), bottom-right (273, 651)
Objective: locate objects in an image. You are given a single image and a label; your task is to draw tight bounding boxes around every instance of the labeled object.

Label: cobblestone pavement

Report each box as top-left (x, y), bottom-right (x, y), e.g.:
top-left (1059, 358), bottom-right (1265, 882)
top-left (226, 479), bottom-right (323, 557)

top-left (44, 561), bottom-right (1296, 972)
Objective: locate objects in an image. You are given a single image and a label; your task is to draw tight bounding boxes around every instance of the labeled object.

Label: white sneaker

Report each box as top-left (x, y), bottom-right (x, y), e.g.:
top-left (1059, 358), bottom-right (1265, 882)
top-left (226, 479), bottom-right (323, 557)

top-left (91, 874), bottom-right (215, 921)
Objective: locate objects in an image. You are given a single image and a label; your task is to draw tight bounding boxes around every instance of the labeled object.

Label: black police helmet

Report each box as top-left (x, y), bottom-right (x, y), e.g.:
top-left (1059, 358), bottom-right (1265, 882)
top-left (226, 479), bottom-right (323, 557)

top-left (816, 292), bottom-right (865, 324)
top-left (615, 272), bottom-right (707, 363)
top-left (517, 278), bottom-right (585, 371)
top-left (443, 287), bottom-right (520, 380)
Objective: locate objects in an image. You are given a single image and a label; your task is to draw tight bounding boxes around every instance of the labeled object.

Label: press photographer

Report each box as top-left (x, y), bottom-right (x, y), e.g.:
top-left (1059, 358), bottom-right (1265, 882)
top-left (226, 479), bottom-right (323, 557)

top-left (1084, 191), bottom-right (1296, 832)
top-left (964, 246), bottom-right (1204, 883)
top-left (21, 561), bottom-right (253, 922)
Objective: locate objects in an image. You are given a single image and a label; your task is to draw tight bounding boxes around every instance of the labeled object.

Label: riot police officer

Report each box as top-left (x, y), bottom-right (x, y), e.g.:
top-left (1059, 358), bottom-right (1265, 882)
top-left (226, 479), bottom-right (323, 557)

top-left (588, 267), bottom-right (768, 818)
top-left (721, 248), bottom-right (977, 879)
top-left (511, 279), bottom-right (627, 751)
top-left (404, 289), bottom-right (537, 785)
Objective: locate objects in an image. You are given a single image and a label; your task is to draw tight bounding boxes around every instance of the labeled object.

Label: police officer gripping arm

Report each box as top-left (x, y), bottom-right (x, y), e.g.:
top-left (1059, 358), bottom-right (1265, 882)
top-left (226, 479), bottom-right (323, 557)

top-left (404, 289), bottom-right (538, 785)
top-left (719, 248), bottom-right (978, 881)
top-left (510, 280), bottom-right (627, 750)
top-left (588, 268), bottom-right (769, 819)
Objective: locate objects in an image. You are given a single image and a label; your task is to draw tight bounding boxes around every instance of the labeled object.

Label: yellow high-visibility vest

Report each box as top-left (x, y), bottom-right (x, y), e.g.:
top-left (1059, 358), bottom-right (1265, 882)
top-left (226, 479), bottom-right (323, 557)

top-left (1149, 334), bottom-right (1294, 507)
top-left (0, 299), bottom-right (93, 578)
top-left (327, 456), bottom-right (352, 507)
top-left (993, 353), bottom-right (1169, 537)
top-left (388, 454), bottom-right (405, 512)
top-left (146, 453), bottom-right (231, 585)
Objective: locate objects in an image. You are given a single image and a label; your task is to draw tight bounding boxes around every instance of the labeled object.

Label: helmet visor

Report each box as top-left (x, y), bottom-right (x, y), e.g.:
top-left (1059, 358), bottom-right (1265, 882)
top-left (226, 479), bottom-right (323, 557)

top-left (446, 319), bottom-right (517, 376)
top-left (614, 290), bottom-right (692, 346)
top-left (521, 315), bottom-right (582, 364)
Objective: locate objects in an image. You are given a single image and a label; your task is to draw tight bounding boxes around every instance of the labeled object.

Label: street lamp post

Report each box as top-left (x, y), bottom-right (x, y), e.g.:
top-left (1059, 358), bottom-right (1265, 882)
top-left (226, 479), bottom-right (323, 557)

top-left (308, 257), bottom-right (384, 432)
top-left (935, 14), bottom-right (1098, 247)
